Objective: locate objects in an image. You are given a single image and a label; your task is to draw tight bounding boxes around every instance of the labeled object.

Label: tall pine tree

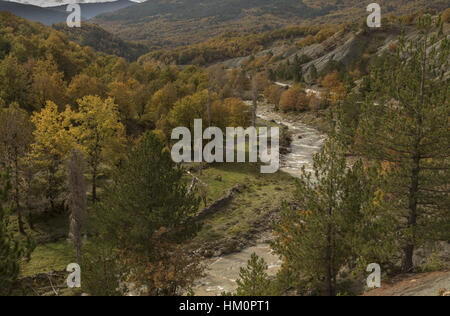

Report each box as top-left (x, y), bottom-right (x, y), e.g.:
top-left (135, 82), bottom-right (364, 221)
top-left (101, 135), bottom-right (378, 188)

top-left (355, 16), bottom-right (449, 272)
top-left (93, 132), bottom-right (203, 295)
top-left (273, 141), bottom-right (395, 296)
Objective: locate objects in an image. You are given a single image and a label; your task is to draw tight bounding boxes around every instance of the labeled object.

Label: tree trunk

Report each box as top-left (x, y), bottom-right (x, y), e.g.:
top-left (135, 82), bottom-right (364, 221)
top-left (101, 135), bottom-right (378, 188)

top-left (252, 83), bottom-right (257, 127)
top-left (92, 171), bottom-right (97, 203)
top-left (76, 239), bottom-right (82, 265)
top-left (325, 224), bottom-right (336, 296)
top-left (49, 161), bottom-right (57, 213)
top-left (402, 35), bottom-right (427, 273)
top-left (207, 88), bottom-right (212, 127)
top-left (14, 151), bottom-right (25, 234)
top-left (27, 211), bottom-right (34, 230)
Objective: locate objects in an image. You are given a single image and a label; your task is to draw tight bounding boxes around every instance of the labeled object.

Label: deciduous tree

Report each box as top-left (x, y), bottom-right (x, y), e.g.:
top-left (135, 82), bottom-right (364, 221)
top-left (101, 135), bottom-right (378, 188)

top-left (30, 101), bottom-right (75, 212)
top-left (71, 96), bottom-right (126, 202)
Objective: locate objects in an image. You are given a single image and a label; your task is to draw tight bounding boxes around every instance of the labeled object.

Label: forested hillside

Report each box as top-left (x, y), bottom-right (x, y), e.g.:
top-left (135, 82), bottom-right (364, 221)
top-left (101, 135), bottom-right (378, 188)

top-left (53, 23), bottom-right (149, 61)
top-left (93, 0), bottom-right (449, 47)
top-left (0, 0), bottom-right (135, 25)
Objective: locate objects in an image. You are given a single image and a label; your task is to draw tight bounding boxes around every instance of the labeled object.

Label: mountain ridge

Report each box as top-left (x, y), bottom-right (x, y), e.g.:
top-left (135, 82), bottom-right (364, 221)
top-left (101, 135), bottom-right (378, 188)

top-left (0, 0), bottom-right (135, 25)
top-left (92, 0), bottom-right (449, 48)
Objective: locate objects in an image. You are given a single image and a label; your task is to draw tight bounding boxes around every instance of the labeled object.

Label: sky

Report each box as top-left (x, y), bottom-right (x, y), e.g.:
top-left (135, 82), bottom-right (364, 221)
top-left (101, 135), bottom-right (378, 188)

top-left (4, 0), bottom-right (146, 7)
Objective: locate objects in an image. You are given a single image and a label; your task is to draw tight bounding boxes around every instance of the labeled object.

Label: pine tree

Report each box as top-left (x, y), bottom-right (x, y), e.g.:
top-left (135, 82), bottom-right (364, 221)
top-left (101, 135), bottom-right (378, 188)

top-left (0, 170), bottom-right (34, 295)
top-left (293, 55), bottom-right (304, 83)
top-left (355, 16), bottom-right (449, 272)
top-left (309, 64), bottom-right (318, 82)
top-left (235, 253), bottom-right (273, 296)
top-left (93, 132), bottom-right (203, 295)
top-left (273, 141), bottom-right (395, 296)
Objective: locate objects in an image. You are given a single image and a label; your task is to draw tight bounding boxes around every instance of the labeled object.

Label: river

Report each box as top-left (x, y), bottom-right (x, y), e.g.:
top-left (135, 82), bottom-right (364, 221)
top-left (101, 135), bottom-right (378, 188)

top-left (193, 104), bottom-right (326, 296)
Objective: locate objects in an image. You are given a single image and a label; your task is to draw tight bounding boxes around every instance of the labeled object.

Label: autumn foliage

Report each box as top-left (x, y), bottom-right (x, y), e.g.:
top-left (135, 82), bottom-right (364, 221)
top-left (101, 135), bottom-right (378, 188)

top-left (279, 86), bottom-right (309, 112)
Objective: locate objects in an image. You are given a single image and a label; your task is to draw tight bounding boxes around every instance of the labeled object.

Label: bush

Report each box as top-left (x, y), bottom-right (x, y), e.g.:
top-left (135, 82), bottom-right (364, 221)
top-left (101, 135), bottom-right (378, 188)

top-left (279, 86), bottom-right (309, 112)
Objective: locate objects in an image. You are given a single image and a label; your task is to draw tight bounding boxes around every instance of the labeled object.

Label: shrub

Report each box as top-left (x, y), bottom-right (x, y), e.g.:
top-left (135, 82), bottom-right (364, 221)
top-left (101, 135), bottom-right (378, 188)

top-left (279, 86), bottom-right (309, 112)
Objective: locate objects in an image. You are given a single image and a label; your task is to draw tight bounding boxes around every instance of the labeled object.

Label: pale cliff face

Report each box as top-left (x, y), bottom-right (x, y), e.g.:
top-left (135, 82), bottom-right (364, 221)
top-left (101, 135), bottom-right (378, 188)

top-left (3, 0), bottom-right (145, 8)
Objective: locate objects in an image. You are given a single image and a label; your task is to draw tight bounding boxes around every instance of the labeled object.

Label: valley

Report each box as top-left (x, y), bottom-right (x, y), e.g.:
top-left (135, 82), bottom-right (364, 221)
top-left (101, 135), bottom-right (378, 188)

top-left (0, 1), bottom-right (448, 298)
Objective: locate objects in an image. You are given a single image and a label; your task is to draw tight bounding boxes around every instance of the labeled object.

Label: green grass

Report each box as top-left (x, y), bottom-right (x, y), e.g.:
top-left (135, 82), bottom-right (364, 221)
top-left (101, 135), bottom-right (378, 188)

top-left (20, 239), bottom-right (77, 277)
top-left (191, 162), bottom-right (295, 245)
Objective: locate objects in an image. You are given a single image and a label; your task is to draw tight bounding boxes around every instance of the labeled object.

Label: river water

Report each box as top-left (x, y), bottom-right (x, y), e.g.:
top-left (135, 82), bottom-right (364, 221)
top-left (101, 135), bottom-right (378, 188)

top-left (193, 105), bottom-right (326, 296)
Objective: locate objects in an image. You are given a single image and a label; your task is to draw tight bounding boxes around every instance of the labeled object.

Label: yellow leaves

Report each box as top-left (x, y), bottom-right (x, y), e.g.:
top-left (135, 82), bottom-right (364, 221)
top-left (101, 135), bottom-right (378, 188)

top-left (168, 89), bottom-right (208, 131)
top-left (30, 96), bottom-right (126, 172)
top-left (71, 96), bottom-right (126, 164)
top-left (373, 189), bottom-right (385, 207)
top-left (30, 101), bottom-right (76, 164)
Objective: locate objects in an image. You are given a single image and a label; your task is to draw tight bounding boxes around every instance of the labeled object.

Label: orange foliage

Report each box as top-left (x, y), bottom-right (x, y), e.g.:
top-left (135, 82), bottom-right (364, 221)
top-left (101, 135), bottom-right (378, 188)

top-left (279, 86), bottom-right (309, 112)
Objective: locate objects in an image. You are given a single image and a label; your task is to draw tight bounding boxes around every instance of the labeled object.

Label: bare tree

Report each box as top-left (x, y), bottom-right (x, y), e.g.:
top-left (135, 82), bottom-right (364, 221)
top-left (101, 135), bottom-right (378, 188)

top-left (251, 78), bottom-right (258, 127)
top-left (0, 104), bottom-right (33, 234)
top-left (67, 149), bottom-right (87, 264)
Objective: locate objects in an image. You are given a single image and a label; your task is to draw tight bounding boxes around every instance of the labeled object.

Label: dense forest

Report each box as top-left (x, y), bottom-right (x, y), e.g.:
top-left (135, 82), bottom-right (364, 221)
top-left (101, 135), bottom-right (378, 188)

top-left (53, 23), bottom-right (148, 62)
top-left (0, 3), bottom-right (449, 297)
top-left (93, 0), bottom-right (450, 47)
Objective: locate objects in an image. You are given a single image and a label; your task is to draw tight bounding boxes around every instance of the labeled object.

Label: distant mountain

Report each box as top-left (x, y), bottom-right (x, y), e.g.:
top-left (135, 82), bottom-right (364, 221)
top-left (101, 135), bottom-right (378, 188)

top-left (0, 0), bottom-right (136, 25)
top-left (0, 1), bottom-right (67, 24)
top-left (92, 0), bottom-right (449, 48)
top-left (53, 22), bottom-right (148, 60)
top-left (5, 0), bottom-right (125, 8)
